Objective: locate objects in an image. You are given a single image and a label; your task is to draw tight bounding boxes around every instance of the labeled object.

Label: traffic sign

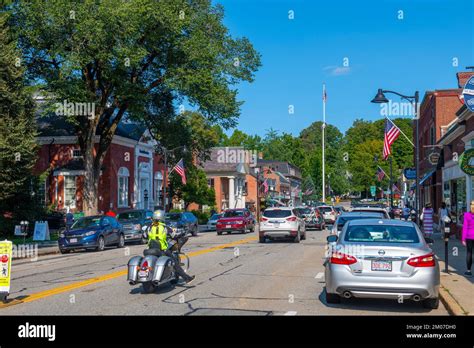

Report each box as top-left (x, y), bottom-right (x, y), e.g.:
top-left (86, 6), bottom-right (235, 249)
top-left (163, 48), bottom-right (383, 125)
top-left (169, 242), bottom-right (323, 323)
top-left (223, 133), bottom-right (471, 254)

top-left (370, 186), bottom-right (376, 196)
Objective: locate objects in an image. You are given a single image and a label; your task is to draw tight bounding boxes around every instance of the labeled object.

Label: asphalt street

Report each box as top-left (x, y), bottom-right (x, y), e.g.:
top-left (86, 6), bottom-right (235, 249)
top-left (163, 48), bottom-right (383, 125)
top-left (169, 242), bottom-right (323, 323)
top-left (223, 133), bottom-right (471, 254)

top-left (0, 227), bottom-right (448, 315)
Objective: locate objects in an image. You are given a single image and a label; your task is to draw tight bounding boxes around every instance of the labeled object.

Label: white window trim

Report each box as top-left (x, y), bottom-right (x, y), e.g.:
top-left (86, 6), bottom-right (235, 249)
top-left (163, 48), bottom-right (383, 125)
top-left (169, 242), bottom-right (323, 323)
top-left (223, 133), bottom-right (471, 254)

top-left (64, 175), bottom-right (77, 209)
top-left (118, 167), bottom-right (130, 208)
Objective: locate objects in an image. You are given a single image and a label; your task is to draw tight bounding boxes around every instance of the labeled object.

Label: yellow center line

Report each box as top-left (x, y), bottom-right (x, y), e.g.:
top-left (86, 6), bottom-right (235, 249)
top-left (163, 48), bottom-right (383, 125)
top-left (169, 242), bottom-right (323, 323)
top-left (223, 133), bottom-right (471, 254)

top-left (0, 236), bottom-right (257, 309)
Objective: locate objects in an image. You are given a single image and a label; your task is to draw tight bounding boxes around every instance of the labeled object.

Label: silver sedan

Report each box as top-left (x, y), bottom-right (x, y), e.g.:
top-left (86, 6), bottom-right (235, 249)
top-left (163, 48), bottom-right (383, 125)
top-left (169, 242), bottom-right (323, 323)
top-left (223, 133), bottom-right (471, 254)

top-left (324, 219), bottom-right (440, 309)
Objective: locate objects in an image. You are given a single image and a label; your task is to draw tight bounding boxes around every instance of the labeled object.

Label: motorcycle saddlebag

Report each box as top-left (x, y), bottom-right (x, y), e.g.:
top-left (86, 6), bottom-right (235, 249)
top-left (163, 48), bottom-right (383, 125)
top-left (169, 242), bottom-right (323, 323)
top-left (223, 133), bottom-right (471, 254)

top-left (127, 256), bottom-right (142, 282)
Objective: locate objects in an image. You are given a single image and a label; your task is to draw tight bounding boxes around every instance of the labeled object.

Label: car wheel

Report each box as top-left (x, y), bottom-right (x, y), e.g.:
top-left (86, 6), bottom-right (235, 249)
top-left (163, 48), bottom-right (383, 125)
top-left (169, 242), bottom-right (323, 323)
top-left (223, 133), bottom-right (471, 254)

top-left (117, 234), bottom-right (125, 248)
top-left (96, 236), bottom-right (105, 252)
top-left (325, 291), bottom-right (341, 304)
top-left (192, 225), bottom-right (198, 237)
top-left (259, 236), bottom-right (266, 243)
top-left (142, 282), bottom-right (156, 294)
top-left (422, 297), bottom-right (439, 309)
top-left (60, 249), bottom-right (70, 254)
top-left (217, 231), bottom-right (222, 235)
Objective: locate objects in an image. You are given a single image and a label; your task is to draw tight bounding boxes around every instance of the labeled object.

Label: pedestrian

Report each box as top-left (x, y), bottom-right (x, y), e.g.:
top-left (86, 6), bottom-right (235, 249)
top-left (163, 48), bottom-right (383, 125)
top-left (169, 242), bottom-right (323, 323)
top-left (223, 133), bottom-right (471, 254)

top-left (421, 203), bottom-right (434, 237)
top-left (462, 201), bottom-right (474, 277)
top-left (402, 206), bottom-right (410, 221)
top-left (437, 202), bottom-right (449, 233)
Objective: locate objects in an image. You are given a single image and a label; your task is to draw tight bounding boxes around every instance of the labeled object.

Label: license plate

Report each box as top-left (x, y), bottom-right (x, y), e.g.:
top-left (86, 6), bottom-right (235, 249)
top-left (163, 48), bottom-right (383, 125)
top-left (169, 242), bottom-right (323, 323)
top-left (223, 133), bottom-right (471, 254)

top-left (371, 260), bottom-right (392, 271)
top-left (226, 225), bottom-right (231, 228)
top-left (138, 270), bottom-right (149, 278)
top-left (274, 223), bottom-right (280, 228)
top-left (69, 238), bottom-right (77, 243)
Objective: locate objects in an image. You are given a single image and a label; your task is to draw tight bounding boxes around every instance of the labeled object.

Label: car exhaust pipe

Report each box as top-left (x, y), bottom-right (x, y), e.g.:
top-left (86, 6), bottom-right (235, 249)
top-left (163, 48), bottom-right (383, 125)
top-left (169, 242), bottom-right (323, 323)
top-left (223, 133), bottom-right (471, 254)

top-left (412, 294), bottom-right (421, 302)
top-left (343, 291), bottom-right (352, 299)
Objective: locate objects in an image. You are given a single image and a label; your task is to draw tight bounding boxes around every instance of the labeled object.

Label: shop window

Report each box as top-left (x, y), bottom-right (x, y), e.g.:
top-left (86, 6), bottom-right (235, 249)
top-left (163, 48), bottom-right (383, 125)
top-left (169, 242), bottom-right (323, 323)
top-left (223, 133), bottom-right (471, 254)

top-left (64, 176), bottom-right (76, 208)
top-left (118, 167), bottom-right (130, 207)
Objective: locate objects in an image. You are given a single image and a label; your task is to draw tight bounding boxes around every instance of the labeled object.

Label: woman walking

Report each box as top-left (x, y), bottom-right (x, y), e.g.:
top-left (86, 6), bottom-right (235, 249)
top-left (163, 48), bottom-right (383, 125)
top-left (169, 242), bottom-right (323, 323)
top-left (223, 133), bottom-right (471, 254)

top-left (437, 202), bottom-right (450, 233)
top-left (462, 201), bottom-right (474, 277)
top-left (421, 203), bottom-right (434, 237)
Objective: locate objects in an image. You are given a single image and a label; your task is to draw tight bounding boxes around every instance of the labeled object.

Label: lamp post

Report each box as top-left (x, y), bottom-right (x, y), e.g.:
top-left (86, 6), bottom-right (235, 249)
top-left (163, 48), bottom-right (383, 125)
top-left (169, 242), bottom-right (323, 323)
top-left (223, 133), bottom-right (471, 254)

top-left (158, 145), bottom-right (187, 212)
top-left (371, 89), bottom-right (419, 224)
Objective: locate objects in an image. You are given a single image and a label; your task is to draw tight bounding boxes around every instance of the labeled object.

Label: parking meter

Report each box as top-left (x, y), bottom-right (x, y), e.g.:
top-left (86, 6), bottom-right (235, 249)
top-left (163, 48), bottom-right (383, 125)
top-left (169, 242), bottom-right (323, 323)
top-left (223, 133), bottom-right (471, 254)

top-left (443, 216), bottom-right (451, 273)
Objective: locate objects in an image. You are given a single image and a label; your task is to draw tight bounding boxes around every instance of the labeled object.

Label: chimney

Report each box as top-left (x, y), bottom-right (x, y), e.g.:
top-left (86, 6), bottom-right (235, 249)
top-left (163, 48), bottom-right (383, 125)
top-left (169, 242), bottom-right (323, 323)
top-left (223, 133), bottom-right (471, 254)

top-left (457, 70), bottom-right (474, 88)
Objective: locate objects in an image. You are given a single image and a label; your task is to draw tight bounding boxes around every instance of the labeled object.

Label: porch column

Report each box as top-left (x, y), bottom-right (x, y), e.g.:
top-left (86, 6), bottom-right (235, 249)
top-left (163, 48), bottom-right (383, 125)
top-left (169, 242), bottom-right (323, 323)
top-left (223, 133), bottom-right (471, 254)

top-left (228, 176), bottom-right (235, 209)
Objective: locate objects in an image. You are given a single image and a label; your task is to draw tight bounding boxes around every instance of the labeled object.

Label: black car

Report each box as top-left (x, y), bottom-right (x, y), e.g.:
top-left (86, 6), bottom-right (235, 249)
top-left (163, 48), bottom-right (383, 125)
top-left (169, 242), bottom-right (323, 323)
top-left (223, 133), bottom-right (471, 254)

top-left (116, 209), bottom-right (153, 244)
top-left (166, 212), bottom-right (199, 236)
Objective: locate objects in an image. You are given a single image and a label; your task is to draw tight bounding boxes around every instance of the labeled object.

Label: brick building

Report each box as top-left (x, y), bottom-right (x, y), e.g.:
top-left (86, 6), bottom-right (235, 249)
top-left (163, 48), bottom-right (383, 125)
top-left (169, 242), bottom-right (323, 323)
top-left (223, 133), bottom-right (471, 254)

top-left (34, 116), bottom-right (165, 213)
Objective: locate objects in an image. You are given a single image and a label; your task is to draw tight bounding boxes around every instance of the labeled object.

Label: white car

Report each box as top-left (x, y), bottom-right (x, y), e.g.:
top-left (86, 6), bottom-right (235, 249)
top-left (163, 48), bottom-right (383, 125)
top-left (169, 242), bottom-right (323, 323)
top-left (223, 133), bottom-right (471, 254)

top-left (206, 213), bottom-right (223, 231)
top-left (259, 207), bottom-right (306, 243)
top-left (350, 207), bottom-right (390, 219)
top-left (317, 206), bottom-right (337, 224)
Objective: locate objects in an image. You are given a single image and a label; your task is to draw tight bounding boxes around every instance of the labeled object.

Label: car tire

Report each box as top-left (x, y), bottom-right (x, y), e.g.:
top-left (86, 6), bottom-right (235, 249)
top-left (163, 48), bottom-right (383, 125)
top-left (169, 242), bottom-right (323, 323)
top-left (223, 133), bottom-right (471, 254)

top-left (96, 236), bottom-right (105, 252)
top-left (325, 291), bottom-right (341, 304)
top-left (217, 231), bottom-right (222, 236)
top-left (422, 297), bottom-right (439, 309)
top-left (117, 234), bottom-right (125, 248)
top-left (60, 249), bottom-right (70, 254)
top-left (192, 225), bottom-right (198, 237)
top-left (142, 282), bottom-right (156, 294)
top-left (259, 236), bottom-right (266, 243)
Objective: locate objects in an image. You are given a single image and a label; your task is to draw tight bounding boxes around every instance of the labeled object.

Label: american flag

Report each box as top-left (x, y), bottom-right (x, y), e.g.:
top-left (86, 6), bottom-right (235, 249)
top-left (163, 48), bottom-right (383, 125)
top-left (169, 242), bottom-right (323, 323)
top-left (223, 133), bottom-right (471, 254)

top-left (171, 158), bottom-right (186, 185)
top-left (392, 183), bottom-right (400, 193)
top-left (383, 118), bottom-right (400, 160)
top-left (322, 86), bottom-right (327, 102)
top-left (376, 166), bottom-right (385, 181)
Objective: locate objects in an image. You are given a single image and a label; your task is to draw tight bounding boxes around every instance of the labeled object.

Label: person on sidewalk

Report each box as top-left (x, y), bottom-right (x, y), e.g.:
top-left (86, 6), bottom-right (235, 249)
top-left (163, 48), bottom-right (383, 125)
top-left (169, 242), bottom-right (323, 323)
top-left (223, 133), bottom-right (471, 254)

top-left (461, 201), bottom-right (474, 277)
top-left (421, 203), bottom-right (434, 237)
top-left (437, 202), bottom-right (450, 233)
top-left (402, 206), bottom-right (410, 221)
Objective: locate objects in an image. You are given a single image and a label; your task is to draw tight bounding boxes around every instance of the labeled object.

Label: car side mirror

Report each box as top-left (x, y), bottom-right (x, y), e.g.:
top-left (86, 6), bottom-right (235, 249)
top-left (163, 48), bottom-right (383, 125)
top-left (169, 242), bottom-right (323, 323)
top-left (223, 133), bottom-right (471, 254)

top-left (424, 237), bottom-right (434, 244)
top-left (327, 235), bottom-right (338, 243)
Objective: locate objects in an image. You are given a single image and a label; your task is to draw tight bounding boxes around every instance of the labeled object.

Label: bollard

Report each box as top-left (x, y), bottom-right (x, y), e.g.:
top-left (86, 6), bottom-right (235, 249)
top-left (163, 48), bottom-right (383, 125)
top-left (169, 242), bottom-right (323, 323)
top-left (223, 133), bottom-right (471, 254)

top-left (443, 221), bottom-right (450, 274)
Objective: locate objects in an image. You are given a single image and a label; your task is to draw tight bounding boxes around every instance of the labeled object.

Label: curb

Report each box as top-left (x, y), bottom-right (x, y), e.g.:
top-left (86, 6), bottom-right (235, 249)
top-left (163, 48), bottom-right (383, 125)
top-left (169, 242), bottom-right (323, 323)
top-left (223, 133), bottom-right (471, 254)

top-left (438, 284), bottom-right (466, 316)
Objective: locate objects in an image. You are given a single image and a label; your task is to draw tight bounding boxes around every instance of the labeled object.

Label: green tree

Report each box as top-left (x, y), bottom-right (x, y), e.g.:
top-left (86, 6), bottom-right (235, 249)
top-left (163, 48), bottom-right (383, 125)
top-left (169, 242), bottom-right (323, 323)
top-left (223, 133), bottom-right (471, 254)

top-left (0, 11), bottom-right (40, 234)
top-left (13, 0), bottom-right (261, 214)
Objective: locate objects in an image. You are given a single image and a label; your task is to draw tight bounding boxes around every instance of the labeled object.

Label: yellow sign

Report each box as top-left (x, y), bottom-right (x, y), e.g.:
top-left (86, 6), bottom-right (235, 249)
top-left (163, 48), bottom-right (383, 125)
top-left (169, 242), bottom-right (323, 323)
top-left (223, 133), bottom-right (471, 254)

top-left (0, 241), bottom-right (13, 297)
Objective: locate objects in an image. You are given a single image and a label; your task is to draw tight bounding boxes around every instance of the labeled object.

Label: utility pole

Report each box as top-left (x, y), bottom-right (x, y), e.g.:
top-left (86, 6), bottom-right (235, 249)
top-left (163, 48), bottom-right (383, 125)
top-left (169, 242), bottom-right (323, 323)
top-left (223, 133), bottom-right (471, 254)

top-left (322, 83), bottom-right (326, 203)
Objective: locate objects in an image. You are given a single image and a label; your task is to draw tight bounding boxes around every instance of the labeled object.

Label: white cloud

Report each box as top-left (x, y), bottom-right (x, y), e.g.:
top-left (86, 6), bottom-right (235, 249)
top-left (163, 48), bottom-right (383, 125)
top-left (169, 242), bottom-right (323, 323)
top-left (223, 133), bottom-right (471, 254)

top-left (323, 66), bottom-right (351, 76)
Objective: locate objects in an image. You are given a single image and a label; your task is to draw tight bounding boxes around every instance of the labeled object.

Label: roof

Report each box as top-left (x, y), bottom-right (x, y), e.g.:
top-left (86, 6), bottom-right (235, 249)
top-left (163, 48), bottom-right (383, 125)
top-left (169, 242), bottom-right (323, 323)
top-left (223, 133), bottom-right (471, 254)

top-left (347, 219), bottom-right (415, 227)
top-left (37, 114), bottom-right (146, 141)
top-left (257, 159), bottom-right (302, 178)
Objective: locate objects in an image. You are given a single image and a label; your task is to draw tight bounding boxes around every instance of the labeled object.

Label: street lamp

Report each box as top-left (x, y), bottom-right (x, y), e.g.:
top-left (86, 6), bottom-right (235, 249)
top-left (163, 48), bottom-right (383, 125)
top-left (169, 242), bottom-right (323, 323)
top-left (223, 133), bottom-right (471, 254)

top-left (158, 145), bottom-right (188, 212)
top-left (371, 88), bottom-right (420, 224)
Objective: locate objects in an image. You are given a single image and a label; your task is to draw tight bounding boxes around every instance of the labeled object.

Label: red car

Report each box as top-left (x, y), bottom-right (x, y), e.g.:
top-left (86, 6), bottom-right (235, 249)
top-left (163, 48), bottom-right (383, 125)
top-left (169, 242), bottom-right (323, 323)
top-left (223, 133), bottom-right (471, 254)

top-left (216, 208), bottom-right (255, 235)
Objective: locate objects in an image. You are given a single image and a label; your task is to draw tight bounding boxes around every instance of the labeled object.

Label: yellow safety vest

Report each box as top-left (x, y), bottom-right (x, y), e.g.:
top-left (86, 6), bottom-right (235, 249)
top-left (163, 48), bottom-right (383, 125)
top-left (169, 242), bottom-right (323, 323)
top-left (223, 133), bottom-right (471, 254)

top-left (148, 222), bottom-right (168, 250)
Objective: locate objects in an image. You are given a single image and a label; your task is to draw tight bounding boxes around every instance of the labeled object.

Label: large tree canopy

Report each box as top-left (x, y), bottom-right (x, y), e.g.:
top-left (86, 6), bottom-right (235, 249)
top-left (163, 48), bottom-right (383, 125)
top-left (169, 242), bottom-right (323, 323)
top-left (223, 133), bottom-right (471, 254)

top-left (11, 0), bottom-right (261, 213)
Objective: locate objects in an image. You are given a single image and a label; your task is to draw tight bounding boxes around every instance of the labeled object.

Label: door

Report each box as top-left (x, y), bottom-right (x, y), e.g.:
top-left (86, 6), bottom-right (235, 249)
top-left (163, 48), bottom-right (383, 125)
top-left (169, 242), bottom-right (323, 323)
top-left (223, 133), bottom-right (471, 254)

top-left (140, 178), bottom-right (150, 210)
top-left (101, 217), bottom-right (113, 245)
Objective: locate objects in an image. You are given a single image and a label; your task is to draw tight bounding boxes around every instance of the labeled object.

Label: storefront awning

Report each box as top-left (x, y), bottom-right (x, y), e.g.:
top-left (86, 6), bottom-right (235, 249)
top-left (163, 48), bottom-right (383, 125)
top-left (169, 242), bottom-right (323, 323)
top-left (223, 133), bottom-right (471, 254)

top-left (410, 169), bottom-right (436, 189)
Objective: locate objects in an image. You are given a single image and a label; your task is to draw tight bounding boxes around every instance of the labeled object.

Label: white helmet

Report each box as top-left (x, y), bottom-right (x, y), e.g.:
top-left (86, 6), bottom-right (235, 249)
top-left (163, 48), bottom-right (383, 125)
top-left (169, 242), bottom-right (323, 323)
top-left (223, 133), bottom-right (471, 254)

top-left (152, 210), bottom-right (165, 222)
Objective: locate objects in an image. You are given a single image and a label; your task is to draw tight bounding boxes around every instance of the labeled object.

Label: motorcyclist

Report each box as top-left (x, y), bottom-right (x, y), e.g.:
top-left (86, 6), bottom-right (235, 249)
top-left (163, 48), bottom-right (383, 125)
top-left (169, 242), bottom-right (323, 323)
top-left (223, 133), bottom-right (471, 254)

top-left (148, 210), bottom-right (195, 284)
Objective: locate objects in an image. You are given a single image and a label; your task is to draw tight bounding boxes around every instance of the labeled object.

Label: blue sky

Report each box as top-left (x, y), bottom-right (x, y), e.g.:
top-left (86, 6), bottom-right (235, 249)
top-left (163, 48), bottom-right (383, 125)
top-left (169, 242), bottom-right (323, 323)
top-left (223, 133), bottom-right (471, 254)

top-left (215, 0), bottom-right (474, 137)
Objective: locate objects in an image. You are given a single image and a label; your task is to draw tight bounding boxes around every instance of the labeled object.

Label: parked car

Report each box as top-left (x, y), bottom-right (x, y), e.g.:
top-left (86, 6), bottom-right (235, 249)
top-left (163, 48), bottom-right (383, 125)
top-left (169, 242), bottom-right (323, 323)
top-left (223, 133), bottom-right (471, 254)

top-left (216, 208), bottom-right (255, 235)
top-left (116, 209), bottom-right (153, 244)
top-left (58, 215), bottom-right (125, 253)
top-left (331, 211), bottom-right (386, 236)
top-left (295, 207), bottom-right (325, 230)
top-left (165, 212), bottom-right (199, 236)
top-left (207, 213), bottom-right (223, 231)
top-left (351, 207), bottom-right (390, 219)
top-left (317, 205), bottom-right (337, 225)
top-left (45, 211), bottom-right (66, 230)
top-left (259, 207), bottom-right (306, 243)
top-left (324, 219), bottom-right (440, 309)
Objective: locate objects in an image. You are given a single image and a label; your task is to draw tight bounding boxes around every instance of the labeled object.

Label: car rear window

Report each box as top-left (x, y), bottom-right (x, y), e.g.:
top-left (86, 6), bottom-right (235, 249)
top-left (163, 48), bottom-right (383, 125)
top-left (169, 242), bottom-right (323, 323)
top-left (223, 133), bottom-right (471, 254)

top-left (117, 211), bottom-right (142, 220)
top-left (337, 214), bottom-right (384, 229)
top-left (344, 225), bottom-right (420, 243)
top-left (297, 208), bottom-right (311, 215)
top-left (263, 210), bottom-right (292, 218)
top-left (166, 213), bottom-right (182, 221)
top-left (318, 207), bottom-right (333, 213)
top-left (223, 210), bottom-right (244, 217)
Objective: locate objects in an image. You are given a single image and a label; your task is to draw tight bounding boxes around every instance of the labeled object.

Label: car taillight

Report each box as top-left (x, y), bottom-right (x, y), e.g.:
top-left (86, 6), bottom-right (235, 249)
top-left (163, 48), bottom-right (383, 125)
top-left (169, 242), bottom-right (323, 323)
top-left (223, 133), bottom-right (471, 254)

top-left (260, 217), bottom-right (268, 222)
top-left (407, 253), bottom-right (435, 267)
top-left (286, 216), bottom-right (297, 222)
top-left (330, 252), bottom-right (357, 265)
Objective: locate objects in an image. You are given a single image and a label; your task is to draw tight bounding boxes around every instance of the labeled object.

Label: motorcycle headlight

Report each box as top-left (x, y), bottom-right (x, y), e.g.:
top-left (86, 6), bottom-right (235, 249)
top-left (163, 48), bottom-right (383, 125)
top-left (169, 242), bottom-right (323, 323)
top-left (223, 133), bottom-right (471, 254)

top-left (84, 231), bottom-right (96, 237)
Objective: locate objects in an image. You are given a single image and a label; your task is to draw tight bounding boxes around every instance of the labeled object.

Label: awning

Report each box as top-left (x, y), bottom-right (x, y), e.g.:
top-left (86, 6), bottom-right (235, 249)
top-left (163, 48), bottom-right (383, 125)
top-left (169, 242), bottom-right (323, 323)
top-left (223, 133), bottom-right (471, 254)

top-left (410, 169), bottom-right (436, 189)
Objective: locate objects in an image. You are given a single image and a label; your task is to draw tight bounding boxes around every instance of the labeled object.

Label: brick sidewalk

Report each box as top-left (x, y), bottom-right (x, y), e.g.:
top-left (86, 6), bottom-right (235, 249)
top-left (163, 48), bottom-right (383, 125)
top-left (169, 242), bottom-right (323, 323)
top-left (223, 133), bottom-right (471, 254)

top-left (431, 233), bottom-right (474, 315)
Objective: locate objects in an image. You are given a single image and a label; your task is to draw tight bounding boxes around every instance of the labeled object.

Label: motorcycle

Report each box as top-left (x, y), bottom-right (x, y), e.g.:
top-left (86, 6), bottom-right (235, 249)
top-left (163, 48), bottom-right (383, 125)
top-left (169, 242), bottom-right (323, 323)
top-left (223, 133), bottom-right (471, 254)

top-left (127, 225), bottom-right (190, 294)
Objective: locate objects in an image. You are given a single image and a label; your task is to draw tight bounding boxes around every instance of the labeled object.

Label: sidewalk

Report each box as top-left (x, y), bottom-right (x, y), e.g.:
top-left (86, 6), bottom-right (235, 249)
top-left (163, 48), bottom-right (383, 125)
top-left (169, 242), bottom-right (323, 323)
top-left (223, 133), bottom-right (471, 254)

top-left (431, 233), bottom-right (473, 315)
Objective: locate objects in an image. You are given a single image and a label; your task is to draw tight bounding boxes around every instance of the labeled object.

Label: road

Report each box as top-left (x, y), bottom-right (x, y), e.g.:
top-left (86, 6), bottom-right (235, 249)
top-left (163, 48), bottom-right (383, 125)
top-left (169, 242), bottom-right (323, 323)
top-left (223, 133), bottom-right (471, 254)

top-left (0, 227), bottom-right (448, 315)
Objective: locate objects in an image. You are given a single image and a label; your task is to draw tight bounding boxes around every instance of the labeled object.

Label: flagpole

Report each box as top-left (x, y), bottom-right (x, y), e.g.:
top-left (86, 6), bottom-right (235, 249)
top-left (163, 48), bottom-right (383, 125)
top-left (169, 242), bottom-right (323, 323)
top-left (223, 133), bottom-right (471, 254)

top-left (322, 83), bottom-right (326, 203)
